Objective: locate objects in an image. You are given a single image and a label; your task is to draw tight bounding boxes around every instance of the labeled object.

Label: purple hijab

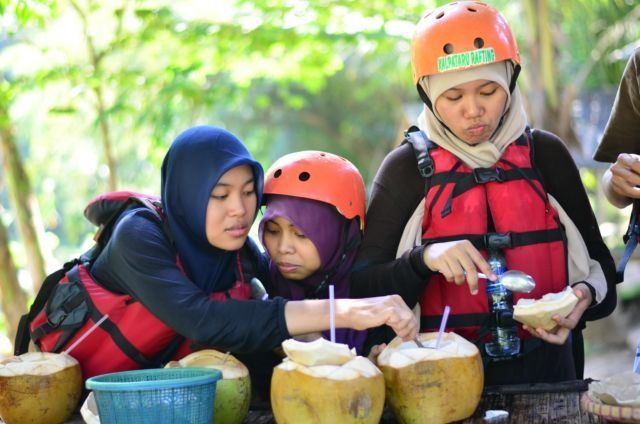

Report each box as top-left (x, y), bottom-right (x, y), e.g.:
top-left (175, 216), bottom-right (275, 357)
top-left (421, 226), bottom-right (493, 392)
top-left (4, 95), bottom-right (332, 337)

top-left (259, 195), bottom-right (367, 354)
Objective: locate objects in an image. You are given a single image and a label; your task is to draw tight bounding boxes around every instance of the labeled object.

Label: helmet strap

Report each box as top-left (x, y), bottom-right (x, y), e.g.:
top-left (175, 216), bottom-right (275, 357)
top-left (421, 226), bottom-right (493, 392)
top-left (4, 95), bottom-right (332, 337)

top-left (509, 64), bottom-right (521, 94)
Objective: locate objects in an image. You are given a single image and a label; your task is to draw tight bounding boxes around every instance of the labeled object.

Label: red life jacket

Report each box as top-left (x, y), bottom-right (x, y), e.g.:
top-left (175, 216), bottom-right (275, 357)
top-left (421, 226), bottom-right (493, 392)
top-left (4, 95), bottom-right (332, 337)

top-left (418, 132), bottom-right (568, 342)
top-left (18, 192), bottom-right (254, 380)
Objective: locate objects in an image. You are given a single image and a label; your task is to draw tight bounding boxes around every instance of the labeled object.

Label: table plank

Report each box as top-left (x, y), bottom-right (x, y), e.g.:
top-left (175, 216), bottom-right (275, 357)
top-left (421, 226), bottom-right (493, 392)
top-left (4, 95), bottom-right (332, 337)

top-left (243, 389), bottom-right (602, 423)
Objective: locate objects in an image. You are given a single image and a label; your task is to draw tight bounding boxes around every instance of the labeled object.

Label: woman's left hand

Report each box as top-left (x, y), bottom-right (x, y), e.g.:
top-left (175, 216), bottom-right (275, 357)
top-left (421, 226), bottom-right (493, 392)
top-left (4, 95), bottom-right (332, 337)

top-left (521, 283), bottom-right (593, 345)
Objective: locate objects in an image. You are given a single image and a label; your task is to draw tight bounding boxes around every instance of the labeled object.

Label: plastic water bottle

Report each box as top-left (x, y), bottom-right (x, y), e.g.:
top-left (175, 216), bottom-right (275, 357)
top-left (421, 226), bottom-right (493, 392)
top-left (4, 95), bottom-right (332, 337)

top-left (484, 248), bottom-right (521, 358)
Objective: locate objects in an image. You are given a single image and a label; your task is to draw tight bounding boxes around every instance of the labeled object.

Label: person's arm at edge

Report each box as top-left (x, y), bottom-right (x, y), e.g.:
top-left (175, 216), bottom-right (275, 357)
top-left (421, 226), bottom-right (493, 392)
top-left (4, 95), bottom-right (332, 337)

top-left (602, 166), bottom-right (634, 208)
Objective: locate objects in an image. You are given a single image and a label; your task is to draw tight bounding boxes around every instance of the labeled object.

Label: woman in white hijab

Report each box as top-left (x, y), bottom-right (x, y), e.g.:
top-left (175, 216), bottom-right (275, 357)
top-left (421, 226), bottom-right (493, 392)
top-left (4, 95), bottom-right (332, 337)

top-left (352, 1), bottom-right (617, 385)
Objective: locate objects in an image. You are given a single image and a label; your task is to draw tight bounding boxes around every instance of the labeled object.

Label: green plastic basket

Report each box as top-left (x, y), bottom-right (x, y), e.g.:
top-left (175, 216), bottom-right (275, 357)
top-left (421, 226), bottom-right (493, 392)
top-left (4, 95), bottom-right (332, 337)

top-left (86, 368), bottom-right (221, 424)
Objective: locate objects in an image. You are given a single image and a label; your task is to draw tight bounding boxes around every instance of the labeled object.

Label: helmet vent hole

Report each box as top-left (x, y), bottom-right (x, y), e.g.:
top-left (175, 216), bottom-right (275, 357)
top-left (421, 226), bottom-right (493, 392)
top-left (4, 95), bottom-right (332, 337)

top-left (474, 37), bottom-right (484, 48)
top-left (274, 169), bottom-right (282, 178)
top-left (436, 11), bottom-right (445, 19)
top-left (320, 153), bottom-right (326, 156)
top-left (467, 7), bottom-right (477, 12)
top-left (298, 172), bottom-right (310, 182)
top-left (443, 43), bottom-right (454, 54)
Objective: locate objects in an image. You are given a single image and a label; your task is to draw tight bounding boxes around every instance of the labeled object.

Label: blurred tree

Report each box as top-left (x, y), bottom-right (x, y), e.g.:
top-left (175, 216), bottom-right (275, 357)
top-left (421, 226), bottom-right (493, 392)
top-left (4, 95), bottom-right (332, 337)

top-left (519, 0), bottom-right (640, 148)
top-left (0, 0), bottom-right (639, 349)
top-left (0, 0), bottom-right (57, 345)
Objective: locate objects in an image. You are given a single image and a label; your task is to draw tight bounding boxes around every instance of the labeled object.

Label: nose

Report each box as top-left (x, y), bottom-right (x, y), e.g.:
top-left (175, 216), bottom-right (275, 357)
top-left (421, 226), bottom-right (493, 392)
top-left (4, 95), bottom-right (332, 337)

top-left (277, 232), bottom-right (295, 254)
top-left (462, 95), bottom-right (483, 118)
top-left (228, 193), bottom-right (247, 217)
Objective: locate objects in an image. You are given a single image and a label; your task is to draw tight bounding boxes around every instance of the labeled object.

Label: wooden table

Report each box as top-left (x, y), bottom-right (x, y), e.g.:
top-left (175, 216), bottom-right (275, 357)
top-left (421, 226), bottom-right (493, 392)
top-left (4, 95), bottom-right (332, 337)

top-left (65, 380), bottom-right (603, 423)
top-left (243, 380), bottom-right (602, 423)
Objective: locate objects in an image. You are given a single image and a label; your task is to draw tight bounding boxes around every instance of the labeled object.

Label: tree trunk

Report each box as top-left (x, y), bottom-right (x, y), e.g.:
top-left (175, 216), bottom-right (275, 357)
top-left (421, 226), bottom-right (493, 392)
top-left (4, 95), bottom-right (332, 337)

top-left (0, 110), bottom-right (47, 293)
top-left (70, 0), bottom-right (119, 191)
top-left (522, 0), bottom-right (580, 148)
top-left (0, 202), bottom-right (29, 347)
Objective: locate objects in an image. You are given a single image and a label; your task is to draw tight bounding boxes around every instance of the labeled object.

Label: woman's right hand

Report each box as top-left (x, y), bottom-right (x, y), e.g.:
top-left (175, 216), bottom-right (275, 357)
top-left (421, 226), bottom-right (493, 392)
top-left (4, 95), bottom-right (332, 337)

top-left (423, 240), bottom-right (495, 295)
top-left (337, 295), bottom-right (418, 341)
top-left (606, 153), bottom-right (640, 206)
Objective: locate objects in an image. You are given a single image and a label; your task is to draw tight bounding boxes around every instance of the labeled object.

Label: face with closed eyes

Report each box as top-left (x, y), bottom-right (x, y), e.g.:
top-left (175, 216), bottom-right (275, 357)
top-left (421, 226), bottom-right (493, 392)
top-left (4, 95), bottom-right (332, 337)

top-left (262, 216), bottom-right (322, 280)
top-left (434, 79), bottom-right (508, 145)
top-left (205, 164), bottom-right (257, 251)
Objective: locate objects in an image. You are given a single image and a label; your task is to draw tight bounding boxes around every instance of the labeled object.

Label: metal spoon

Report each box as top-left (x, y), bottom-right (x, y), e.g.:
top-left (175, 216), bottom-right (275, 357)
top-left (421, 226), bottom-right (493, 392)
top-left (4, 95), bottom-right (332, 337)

top-left (477, 270), bottom-right (536, 293)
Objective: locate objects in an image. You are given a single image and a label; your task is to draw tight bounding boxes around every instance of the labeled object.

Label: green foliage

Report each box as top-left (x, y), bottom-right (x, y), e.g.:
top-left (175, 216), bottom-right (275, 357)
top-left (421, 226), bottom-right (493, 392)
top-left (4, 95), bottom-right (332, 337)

top-left (0, 0), bottom-right (638, 270)
top-left (0, 0), bottom-right (57, 30)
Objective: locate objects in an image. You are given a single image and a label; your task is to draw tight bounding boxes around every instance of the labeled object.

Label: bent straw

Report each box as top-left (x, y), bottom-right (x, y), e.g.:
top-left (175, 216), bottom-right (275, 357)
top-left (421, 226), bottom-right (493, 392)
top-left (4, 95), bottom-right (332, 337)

top-left (329, 284), bottom-right (336, 343)
top-left (434, 306), bottom-right (451, 349)
top-left (63, 314), bottom-right (109, 356)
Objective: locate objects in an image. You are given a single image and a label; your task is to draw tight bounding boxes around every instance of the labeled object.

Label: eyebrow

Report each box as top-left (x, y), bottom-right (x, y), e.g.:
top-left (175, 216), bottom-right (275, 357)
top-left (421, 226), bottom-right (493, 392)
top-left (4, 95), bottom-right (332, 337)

top-left (447, 81), bottom-right (496, 92)
top-left (215, 177), bottom-right (254, 188)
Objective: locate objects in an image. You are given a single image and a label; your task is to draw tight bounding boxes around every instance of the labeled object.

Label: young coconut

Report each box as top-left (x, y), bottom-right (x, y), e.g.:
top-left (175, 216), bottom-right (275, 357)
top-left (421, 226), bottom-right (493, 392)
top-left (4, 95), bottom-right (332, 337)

top-left (271, 338), bottom-right (385, 424)
top-left (377, 332), bottom-right (483, 424)
top-left (165, 350), bottom-right (250, 424)
top-left (513, 286), bottom-right (579, 331)
top-left (0, 352), bottom-right (82, 424)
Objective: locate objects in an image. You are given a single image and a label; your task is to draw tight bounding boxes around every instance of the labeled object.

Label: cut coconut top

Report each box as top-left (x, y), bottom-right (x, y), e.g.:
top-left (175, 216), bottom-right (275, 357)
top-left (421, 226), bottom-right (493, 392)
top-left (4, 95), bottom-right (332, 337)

top-left (173, 350), bottom-right (248, 379)
top-left (515, 287), bottom-right (577, 309)
top-left (589, 371), bottom-right (640, 407)
top-left (0, 352), bottom-right (78, 377)
top-left (282, 338), bottom-right (356, 367)
top-left (277, 356), bottom-right (381, 380)
top-left (377, 333), bottom-right (479, 368)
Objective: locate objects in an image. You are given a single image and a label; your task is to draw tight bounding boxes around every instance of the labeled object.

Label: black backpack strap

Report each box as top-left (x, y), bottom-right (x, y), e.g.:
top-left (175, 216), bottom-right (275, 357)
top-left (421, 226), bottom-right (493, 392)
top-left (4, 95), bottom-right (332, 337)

top-left (404, 126), bottom-right (435, 179)
top-left (93, 196), bottom-right (173, 247)
top-left (617, 199), bottom-right (640, 282)
top-left (14, 259), bottom-right (80, 355)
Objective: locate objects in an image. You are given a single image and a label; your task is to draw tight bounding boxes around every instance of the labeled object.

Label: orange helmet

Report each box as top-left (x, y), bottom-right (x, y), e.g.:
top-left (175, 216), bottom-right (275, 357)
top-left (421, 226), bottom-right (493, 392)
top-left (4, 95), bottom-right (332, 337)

top-left (264, 151), bottom-right (366, 230)
top-left (411, 1), bottom-right (520, 83)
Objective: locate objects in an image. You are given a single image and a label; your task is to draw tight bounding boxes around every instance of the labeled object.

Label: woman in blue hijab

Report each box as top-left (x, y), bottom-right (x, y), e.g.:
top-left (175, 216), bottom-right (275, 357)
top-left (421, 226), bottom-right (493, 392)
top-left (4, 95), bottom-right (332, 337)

top-left (90, 126), bottom-right (417, 386)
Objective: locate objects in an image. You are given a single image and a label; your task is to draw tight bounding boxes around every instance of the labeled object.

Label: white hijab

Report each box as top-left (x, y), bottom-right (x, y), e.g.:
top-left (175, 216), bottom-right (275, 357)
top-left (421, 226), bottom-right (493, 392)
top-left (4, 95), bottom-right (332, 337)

top-left (417, 61), bottom-right (527, 169)
top-left (407, 61), bottom-right (607, 299)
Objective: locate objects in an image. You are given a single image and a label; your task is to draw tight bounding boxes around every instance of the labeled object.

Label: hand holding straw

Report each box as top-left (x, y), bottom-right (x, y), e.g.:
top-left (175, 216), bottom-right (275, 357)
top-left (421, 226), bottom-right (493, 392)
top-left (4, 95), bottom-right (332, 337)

top-left (63, 314), bottom-right (109, 356)
top-left (329, 285), bottom-right (335, 343)
top-left (434, 306), bottom-right (451, 349)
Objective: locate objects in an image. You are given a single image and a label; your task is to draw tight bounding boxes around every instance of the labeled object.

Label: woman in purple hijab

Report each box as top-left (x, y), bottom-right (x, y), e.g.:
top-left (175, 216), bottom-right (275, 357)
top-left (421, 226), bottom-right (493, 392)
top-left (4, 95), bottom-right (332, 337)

top-left (259, 151), bottom-right (369, 354)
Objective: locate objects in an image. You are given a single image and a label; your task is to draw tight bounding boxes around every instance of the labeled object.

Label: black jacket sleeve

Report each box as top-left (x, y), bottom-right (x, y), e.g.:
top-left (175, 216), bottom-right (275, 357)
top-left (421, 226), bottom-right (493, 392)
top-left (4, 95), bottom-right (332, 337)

top-left (532, 129), bottom-right (618, 320)
top-left (91, 209), bottom-right (290, 353)
top-left (350, 142), bottom-right (434, 307)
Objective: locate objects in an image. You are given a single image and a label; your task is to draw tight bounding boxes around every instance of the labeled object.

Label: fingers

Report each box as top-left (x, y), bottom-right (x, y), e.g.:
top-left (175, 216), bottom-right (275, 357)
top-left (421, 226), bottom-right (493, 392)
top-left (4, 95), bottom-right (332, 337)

top-left (523, 324), bottom-right (570, 345)
top-left (348, 296), bottom-right (418, 339)
top-left (521, 291), bottom-right (591, 345)
top-left (383, 296), bottom-right (419, 340)
top-left (610, 154), bottom-right (640, 199)
top-left (424, 240), bottom-right (491, 295)
top-left (386, 308), bottom-right (419, 340)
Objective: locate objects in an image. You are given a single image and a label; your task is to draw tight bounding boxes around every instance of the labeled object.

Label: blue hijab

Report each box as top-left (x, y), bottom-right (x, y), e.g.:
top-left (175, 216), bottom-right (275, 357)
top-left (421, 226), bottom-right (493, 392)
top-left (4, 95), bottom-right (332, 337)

top-left (161, 125), bottom-right (263, 293)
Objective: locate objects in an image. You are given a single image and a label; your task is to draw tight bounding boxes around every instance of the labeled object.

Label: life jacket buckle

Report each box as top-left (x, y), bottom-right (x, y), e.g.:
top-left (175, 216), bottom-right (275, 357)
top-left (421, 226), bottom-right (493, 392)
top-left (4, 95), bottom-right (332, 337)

top-left (473, 167), bottom-right (505, 184)
top-left (485, 232), bottom-right (512, 249)
top-left (46, 310), bottom-right (68, 328)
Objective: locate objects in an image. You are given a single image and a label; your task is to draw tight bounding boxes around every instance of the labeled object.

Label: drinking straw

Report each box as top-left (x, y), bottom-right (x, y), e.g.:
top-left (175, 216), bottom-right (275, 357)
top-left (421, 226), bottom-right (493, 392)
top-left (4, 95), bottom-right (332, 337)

top-left (329, 284), bottom-right (336, 343)
top-left (63, 314), bottom-right (109, 356)
top-left (434, 306), bottom-right (451, 349)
